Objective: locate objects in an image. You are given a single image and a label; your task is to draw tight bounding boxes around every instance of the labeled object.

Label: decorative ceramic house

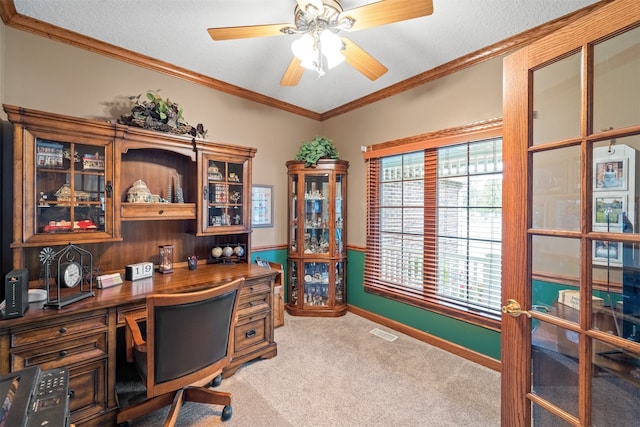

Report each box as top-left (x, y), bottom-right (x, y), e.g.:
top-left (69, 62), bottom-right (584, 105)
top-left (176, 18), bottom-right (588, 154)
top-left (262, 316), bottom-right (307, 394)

top-left (126, 179), bottom-right (152, 203)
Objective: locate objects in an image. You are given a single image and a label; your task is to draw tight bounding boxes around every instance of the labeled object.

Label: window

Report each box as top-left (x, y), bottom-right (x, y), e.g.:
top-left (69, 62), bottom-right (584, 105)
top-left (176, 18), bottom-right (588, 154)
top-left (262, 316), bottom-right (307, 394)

top-left (364, 123), bottom-right (502, 328)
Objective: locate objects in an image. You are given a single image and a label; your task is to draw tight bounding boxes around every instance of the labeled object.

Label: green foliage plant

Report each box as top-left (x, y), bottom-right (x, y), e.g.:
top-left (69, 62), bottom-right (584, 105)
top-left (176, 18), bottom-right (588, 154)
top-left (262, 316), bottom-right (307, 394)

top-left (119, 90), bottom-right (207, 138)
top-left (294, 136), bottom-right (340, 167)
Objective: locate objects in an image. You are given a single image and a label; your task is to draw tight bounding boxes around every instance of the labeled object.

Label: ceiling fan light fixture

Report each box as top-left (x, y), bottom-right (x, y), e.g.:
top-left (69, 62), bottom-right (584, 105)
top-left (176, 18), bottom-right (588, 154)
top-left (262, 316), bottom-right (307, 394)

top-left (319, 29), bottom-right (341, 54)
top-left (292, 33), bottom-right (316, 62)
top-left (324, 50), bottom-right (345, 70)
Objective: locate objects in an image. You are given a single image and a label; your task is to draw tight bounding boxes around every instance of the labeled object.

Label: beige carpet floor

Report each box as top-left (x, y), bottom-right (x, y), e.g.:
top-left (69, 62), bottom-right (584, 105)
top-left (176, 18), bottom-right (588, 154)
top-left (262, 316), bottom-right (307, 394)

top-left (119, 312), bottom-right (501, 426)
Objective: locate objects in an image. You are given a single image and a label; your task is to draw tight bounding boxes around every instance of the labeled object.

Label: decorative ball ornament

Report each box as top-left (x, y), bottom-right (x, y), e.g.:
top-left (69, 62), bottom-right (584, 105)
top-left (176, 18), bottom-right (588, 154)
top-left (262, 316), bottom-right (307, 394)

top-left (222, 246), bottom-right (234, 258)
top-left (211, 247), bottom-right (223, 258)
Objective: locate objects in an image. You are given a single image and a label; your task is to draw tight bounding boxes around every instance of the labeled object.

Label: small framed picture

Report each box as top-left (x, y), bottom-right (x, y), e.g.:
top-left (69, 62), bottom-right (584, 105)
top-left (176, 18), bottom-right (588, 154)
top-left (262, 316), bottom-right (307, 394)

top-left (252, 184), bottom-right (273, 228)
top-left (593, 240), bottom-right (622, 266)
top-left (594, 159), bottom-right (626, 191)
top-left (594, 196), bottom-right (626, 227)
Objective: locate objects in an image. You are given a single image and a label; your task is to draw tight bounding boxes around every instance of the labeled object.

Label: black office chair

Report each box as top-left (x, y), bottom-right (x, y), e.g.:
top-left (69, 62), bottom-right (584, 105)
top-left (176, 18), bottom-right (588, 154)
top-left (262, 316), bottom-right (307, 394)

top-left (117, 278), bottom-right (243, 426)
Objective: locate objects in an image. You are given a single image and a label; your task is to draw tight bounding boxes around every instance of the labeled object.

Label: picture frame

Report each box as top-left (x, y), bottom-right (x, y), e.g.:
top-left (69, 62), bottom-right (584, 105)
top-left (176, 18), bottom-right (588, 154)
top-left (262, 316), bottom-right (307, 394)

top-left (594, 195), bottom-right (626, 228)
top-left (594, 159), bottom-right (627, 191)
top-left (252, 184), bottom-right (273, 228)
top-left (593, 240), bottom-right (622, 267)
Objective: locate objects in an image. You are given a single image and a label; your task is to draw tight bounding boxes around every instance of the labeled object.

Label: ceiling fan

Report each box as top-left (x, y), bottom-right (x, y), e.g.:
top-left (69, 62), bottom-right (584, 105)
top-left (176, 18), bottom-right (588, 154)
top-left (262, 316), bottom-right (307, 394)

top-left (207, 0), bottom-right (434, 86)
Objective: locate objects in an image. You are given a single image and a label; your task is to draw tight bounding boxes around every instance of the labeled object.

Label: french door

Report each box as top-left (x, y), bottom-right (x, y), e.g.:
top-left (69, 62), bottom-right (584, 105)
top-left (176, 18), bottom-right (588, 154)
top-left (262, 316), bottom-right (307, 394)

top-left (502, 0), bottom-right (640, 425)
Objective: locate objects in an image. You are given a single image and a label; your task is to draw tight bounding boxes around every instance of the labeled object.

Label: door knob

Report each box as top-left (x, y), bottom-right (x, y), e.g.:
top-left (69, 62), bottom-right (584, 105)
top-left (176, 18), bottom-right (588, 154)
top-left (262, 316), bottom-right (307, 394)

top-left (501, 299), bottom-right (531, 318)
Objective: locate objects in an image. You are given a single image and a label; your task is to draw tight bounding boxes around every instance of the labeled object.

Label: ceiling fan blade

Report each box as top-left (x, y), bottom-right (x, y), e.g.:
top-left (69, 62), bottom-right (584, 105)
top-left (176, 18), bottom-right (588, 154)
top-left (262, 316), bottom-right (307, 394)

top-left (343, 0), bottom-right (434, 32)
top-left (207, 23), bottom-right (289, 41)
top-left (341, 38), bottom-right (388, 81)
top-left (281, 57), bottom-right (305, 86)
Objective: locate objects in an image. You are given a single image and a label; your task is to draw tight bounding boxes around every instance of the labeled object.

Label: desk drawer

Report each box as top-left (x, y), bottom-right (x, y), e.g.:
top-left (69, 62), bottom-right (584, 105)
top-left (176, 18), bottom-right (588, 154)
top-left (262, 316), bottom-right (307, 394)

top-left (10, 313), bottom-right (108, 348)
top-left (234, 315), bottom-right (267, 352)
top-left (240, 281), bottom-right (271, 297)
top-left (11, 331), bottom-right (108, 371)
top-left (238, 291), bottom-right (269, 316)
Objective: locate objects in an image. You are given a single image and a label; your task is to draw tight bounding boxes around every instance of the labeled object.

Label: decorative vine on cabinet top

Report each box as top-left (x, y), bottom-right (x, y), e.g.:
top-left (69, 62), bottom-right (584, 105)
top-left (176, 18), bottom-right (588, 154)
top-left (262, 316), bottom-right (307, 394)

top-left (4, 104), bottom-right (257, 250)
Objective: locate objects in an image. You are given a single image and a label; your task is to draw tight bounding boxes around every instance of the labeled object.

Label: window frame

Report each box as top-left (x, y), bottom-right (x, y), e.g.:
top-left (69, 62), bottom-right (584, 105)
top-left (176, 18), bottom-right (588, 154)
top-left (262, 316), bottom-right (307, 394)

top-left (363, 119), bottom-right (503, 330)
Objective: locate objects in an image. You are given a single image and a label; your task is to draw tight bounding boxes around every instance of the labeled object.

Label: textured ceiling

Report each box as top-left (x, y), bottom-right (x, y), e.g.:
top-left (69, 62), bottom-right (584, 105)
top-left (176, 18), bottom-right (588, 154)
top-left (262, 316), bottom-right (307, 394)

top-left (12, 0), bottom-right (600, 114)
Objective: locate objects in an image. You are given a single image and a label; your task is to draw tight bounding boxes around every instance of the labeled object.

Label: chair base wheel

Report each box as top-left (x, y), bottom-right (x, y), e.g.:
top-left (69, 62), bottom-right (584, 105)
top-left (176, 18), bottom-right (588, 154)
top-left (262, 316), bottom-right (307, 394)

top-left (221, 405), bottom-right (232, 421)
top-left (210, 374), bottom-right (222, 387)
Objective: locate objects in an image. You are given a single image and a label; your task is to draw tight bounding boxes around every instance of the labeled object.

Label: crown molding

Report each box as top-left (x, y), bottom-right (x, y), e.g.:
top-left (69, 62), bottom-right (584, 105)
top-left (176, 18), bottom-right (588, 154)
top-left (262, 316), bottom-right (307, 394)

top-left (0, 0), bottom-right (612, 121)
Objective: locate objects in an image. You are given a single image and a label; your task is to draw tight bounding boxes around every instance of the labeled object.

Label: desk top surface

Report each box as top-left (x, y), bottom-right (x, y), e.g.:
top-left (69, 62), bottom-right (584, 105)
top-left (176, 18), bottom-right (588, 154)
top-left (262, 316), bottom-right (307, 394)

top-left (1, 263), bottom-right (277, 329)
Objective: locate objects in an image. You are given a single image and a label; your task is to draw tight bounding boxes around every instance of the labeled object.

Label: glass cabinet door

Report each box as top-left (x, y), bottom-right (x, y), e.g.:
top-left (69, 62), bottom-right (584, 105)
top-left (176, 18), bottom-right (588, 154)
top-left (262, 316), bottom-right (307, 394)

top-left (335, 173), bottom-right (345, 255)
top-left (36, 139), bottom-right (107, 235)
top-left (204, 157), bottom-right (245, 231)
top-left (288, 260), bottom-right (298, 305)
top-left (335, 260), bottom-right (345, 304)
top-left (304, 174), bottom-right (330, 255)
top-left (303, 261), bottom-right (330, 307)
top-left (289, 173), bottom-right (299, 253)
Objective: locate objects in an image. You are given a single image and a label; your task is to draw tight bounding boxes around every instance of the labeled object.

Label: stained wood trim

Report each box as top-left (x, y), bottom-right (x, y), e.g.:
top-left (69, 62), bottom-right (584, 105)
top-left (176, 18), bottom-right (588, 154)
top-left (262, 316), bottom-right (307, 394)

top-left (348, 305), bottom-right (501, 372)
top-left (363, 118), bottom-right (502, 159)
top-left (320, 1), bottom-right (613, 120)
top-left (252, 244), bottom-right (287, 252)
top-left (0, 0), bottom-right (612, 121)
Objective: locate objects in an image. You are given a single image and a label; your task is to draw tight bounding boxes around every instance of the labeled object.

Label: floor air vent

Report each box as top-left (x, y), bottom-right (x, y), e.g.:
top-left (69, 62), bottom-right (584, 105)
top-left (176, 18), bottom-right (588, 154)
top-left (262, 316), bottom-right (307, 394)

top-left (369, 328), bottom-right (398, 342)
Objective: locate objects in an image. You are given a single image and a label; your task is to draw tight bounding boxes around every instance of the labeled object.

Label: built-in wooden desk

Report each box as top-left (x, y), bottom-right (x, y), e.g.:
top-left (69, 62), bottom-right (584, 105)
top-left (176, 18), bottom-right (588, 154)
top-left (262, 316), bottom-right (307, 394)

top-left (0, 263), bottom-right (278, 427)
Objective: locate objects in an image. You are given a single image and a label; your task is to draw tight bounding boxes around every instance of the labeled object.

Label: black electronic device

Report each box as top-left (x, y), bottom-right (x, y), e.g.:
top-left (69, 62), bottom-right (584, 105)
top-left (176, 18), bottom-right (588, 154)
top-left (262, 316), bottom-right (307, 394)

top-left (3, 269), bottom-right (29, 319)
top-left (0, 366), bottom-right (70, 427)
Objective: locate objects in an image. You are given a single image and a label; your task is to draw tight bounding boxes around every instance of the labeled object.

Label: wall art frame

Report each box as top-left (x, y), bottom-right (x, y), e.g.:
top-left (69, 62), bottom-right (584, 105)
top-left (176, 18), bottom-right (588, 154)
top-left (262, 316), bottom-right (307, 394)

top-left (252, 184), bottom-right (273, 228)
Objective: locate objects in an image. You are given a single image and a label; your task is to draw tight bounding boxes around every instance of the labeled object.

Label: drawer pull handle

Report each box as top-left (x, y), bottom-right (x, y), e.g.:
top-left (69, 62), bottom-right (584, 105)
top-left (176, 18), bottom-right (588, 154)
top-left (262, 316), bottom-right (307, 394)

top-left (249, 287), bottom-right (254, 292)
top-left (59, 350), bottom-right (68, 358)
top-left (159, 209), bottom-right (164, 214)
top-left (59, 327), bottom-right (68, 334)
top-left (245, 329), bottom-right (256, 338)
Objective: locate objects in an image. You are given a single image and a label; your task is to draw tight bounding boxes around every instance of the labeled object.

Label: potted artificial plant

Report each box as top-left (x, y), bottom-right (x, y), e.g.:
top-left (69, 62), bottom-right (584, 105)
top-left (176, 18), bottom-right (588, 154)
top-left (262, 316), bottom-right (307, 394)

top-left (294, 136), bottom-right (340, 167)
top-left (118, 91), bottom-right (207, 138)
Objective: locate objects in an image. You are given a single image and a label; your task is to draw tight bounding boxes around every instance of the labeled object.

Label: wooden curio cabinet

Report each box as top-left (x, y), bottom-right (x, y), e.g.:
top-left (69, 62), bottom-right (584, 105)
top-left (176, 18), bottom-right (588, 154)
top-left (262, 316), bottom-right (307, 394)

top-left (5, 105), bottom-right (119, 266)
top-left (286, 160), bottom-right (348, 317)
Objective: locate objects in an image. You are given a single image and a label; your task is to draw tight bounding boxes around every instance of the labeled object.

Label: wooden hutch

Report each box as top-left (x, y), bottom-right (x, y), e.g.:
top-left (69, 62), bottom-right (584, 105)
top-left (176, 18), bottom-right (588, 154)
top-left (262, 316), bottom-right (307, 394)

top-left (1, 105), bottom-right (278, 426)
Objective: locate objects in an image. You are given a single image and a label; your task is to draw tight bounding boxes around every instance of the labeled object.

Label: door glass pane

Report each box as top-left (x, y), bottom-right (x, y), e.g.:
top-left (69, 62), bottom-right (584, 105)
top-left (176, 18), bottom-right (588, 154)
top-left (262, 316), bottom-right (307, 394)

top-left (593, 136), bottom-right (640, 235)
top-left (532, 236), bottom-right (580, 323)
top-left (532, 52), bottom-right (582, 145)
top-left (591, 340), bottom-right (640, 426)
top-left (531, 323), bottom-right (579, 418)
top-left (532, 146), bottom-right (581, 231)
top-left (531, 408), bottom-right (574, 427)
top-left (593, 25), bottom-right (640, 133)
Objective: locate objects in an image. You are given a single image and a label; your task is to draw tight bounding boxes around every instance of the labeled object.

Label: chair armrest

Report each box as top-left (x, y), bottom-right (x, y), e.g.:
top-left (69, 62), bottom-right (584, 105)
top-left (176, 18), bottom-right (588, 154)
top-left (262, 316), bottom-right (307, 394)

top-left (124, 315), bottom-right (147, 363)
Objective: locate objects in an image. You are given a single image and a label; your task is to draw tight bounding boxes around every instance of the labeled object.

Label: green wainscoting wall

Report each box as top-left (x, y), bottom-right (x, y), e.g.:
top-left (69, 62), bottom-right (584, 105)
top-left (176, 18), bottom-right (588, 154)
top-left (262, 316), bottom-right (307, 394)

top-left (254, 248), bottom-right (501, 360)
